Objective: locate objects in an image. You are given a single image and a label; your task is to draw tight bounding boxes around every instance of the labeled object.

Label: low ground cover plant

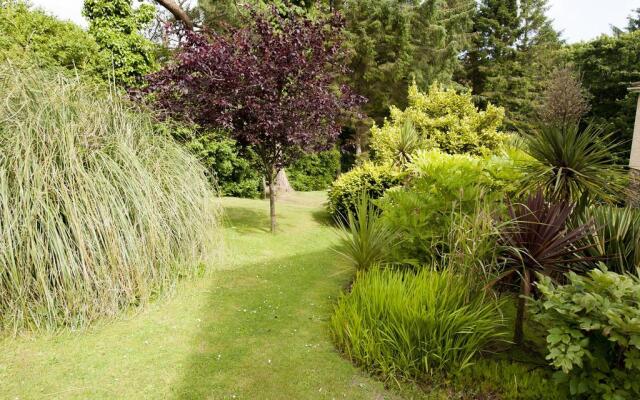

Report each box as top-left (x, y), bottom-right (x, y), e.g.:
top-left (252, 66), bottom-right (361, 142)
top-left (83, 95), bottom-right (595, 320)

top-left (0, 66), bottom-right (220, 332)
top-left (330, 266), bottom-right (505, 380)
top-left (533, 268), bottom-right (640, 399)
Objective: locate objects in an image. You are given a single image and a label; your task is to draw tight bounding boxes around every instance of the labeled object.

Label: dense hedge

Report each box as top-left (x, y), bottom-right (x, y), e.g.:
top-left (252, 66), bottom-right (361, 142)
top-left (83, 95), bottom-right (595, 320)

top-left (288, 148), bottom-right (341, 191)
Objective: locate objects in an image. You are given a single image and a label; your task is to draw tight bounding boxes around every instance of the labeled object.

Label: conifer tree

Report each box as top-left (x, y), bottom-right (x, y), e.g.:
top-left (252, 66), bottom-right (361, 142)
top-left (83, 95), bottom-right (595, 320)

top-left (463, 0), bottom-right (560, 131)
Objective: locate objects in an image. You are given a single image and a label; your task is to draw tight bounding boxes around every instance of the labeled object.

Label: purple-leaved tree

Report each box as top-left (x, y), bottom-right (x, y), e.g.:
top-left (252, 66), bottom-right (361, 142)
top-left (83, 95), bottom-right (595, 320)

top-left (141, 8), bottom-right (361, 232)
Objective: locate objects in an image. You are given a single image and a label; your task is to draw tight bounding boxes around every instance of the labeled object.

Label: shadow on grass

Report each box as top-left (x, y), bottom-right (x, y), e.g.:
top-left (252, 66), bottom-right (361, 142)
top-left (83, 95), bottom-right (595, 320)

top-left (311, 208), bottom-right (334, 227)
top-left (171, 248), bottom-right (348, 399)
top-left (223, 206), bottom-right (270, 234)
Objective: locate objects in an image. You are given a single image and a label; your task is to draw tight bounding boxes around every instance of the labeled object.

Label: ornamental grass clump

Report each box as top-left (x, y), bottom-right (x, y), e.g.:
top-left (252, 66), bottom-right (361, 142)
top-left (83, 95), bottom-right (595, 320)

top-left (0, 66), bottom-right (220, 332)
top-left (330, 267), bottom-right (505, 380)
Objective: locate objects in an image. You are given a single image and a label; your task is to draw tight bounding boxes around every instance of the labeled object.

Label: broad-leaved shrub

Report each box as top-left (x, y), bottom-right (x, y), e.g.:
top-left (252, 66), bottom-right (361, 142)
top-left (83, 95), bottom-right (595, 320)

top-left (533, 268), bottom-right (640, 399)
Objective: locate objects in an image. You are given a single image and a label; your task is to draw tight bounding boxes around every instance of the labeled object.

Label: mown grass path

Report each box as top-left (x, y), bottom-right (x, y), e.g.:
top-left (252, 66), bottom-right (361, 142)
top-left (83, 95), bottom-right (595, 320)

top-left (0, 192), bottom-right (398, 399)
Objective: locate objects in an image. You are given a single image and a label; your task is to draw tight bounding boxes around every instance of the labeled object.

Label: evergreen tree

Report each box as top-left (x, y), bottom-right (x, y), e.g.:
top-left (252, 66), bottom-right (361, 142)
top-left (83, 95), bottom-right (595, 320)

top-left (343, 0), bottom-right (474, 121)
top-left (463, 0), bottom-right (560, 131)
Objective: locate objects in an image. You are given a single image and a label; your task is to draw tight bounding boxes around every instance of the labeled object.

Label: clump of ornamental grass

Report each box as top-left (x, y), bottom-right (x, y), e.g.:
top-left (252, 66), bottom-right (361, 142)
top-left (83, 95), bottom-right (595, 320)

top-left (0, 66), bottom-right (221, 333)
top-left (330, 267), bottom-right (506, 381)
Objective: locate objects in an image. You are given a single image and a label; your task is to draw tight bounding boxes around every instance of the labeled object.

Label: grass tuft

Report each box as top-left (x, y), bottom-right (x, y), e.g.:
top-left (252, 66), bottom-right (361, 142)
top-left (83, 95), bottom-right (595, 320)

top-left (0, 65), bottom-right (221, 333)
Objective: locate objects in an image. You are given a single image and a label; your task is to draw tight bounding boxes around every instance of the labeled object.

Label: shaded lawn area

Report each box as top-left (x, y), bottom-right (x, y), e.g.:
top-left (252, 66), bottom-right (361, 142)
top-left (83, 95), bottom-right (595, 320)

top-left (0, 192), bottom-right (400, 399)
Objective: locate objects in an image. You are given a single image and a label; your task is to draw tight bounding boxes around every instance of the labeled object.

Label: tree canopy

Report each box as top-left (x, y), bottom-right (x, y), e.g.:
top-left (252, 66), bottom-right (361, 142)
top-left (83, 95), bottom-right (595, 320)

top-left (140, 7), bottom-right (361, 231)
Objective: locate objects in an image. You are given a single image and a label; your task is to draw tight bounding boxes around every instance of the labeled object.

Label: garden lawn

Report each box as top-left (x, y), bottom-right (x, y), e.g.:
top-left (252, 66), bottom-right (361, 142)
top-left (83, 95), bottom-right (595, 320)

top-left (0, 192), bottom-right (400, 399)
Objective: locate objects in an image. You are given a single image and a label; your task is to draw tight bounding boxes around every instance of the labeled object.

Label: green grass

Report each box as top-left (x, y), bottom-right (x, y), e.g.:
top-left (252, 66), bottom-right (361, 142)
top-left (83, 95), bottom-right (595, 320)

top-left (0, 192), bottom-right (401, 399)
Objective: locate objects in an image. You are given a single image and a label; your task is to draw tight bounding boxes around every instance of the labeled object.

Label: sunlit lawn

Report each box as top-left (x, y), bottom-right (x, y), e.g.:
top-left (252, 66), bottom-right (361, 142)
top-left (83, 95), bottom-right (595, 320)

top-left (0, 192), bottom-right (401, 399)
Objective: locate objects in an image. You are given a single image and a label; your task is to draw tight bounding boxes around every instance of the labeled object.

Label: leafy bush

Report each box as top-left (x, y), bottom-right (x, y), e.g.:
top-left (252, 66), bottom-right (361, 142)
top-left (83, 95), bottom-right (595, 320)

top-left (370, 82), bottom-right (506, 161)
top-left (330, 267), bottom-right (505, 379)
top-left (380, 149), bottom-right (519, 262)
top-left (334, 192), bottom-right (399, 271)
top-left (288, 148), bottom-right (341, 191)
top-left (326, 162), bottom-right (402, 220)
top-left (533, 268), bottom-right (640, 399)
top-left (0, 2), bottom-right (104, 74)
top-left (184, 131), bottom-right (261, 198)
top-left (0, 66), bottom-right (220, 332)
top-left (577, 206), bottom-right (640, 275)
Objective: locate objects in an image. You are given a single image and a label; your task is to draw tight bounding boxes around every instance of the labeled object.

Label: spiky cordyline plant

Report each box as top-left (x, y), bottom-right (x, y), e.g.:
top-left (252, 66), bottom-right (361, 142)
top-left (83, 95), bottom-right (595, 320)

top-left (576, 206), bottom-right (640, 276)
top-left (495, 190), bottom-right (593, 345)
top-left (0, 66), bottom-right (220, 333)
top-left (334, 192), bottom-right (399, 271)
top-left (521, 123), bottom-right (626, 205)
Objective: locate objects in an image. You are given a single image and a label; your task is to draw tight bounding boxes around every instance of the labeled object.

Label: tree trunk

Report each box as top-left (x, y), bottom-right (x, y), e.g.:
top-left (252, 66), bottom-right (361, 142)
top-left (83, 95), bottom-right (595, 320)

top-left (275, 169), bottom-right (294, 193)
top-left (514, 269), bottom-right (531, 345)
top-left (269, 179), bottom-right (276, 233)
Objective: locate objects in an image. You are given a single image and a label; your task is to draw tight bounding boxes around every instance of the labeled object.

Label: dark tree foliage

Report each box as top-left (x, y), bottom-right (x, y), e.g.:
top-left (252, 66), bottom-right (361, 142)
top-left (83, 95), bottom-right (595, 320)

top-left (342, 0), bottom-right (474, 122)
top-left (140, 7), bottom-right (362, 231)
top-left (462, 0), bottom-right (560, 131)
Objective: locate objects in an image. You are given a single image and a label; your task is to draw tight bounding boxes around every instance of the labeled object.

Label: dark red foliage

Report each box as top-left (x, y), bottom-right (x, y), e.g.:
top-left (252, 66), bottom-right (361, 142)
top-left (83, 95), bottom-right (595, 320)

top-left (139, 7), bottom-right (363, 173)
top-left (494, 189), bottom-right (594, 344)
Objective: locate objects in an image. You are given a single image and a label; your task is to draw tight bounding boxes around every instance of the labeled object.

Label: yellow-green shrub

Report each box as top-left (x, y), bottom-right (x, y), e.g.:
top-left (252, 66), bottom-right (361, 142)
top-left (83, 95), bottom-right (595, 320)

top-left (370, 82), bottom-right (507, 161)
top-left (326, 162), bottom-right (402, 220)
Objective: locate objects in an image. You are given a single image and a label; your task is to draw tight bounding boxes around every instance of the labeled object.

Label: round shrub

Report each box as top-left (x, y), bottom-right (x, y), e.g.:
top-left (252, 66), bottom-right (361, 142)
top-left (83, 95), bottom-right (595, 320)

top-left (326, 162), bottom-right (402, 220)
top-left (330, 267), bottom-right (505, 378)
top-left (0, 66), bottom-right (220, 332)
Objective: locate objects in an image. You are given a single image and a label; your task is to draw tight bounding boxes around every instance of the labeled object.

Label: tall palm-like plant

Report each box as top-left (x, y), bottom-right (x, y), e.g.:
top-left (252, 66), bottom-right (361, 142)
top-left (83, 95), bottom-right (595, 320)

top-left (390, 121), bottom-right (421, 166)
top-left (521, 123), bottom-right (626, 205)
top-left (495, 190), bottom-right (593, 345)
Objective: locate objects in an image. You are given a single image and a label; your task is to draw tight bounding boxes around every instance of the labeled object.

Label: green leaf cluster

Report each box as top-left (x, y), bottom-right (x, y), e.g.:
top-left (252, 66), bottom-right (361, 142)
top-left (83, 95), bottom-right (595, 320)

top-left (380, 149), bottom-right (520, 262)
top-left (83, 0), bottom-right (157, 87)
top-left (570, 30), bottom-right (640, 150)
top-left (0, 2), bottom-right (104, 75)
top-left (370, 82), bottom-right (507, 160)
top-left (533, 268), bottom-right (640, 399)
top-left (287, 149), bottom-right (341, 191)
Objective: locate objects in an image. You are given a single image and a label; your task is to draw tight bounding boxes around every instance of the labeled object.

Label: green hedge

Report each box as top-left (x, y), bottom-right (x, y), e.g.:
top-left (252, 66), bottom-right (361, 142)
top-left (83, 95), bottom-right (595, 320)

top-left (288, 148), bottom-right (340, 191)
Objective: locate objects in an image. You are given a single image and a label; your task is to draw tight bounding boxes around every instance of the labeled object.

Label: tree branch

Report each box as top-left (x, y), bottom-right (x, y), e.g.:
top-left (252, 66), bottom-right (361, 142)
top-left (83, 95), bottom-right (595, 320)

top-left (153, 0), bottom-right (194, 30)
